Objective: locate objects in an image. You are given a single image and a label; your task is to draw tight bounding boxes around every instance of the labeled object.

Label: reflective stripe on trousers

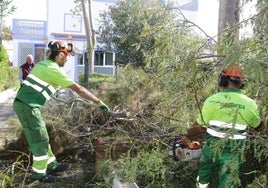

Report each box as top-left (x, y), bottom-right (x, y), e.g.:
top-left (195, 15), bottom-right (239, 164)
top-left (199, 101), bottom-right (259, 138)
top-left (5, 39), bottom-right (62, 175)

top-left (32, 145), bottom-right (56, 174)
top-left (196, 176), bottom-right (209, 188)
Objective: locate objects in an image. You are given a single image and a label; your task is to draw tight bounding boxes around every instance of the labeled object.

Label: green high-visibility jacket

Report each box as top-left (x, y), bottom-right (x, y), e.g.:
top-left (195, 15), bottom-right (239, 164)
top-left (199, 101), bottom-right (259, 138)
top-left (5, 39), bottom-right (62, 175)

top-left (196, 88), bottom-right (261, 139)
top-left (16, 59), bottom-right (74, 107)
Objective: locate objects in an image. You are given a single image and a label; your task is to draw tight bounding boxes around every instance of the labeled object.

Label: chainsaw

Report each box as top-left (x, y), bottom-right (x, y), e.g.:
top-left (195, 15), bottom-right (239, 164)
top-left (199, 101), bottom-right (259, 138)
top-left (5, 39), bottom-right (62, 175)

top-left (169, 138), bottom-right (202, 162)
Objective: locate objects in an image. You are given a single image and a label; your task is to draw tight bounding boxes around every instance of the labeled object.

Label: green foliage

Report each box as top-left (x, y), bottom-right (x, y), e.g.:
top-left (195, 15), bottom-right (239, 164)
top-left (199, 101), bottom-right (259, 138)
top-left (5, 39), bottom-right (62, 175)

top-left (2, 1), bottom-right (268, 187)
top-left (254, 0), bottom-right (268, 54)
top-left (0, 173), bottom-right (13, 188)
top-left (2, 25), bottom-right (12, 40)
top-left (99, 144), bottom-right (199, 188)
top-left (117, 147), bottom-right (167, 184)
top-left (0, 45), bottom-right (8, 65)
top-left (98, 0), bottom-right (201, 69)
top-left (97, 0), bottom-right (218, 136)
top-left (99, 40), bottom-right (268, 186)
top-left (0, 67), bottom-right (19, 91)
top-left (0, 0), bottom-right (16, 42)
top-left (0, 45), bottom-right (19, 91)
top-left (0, 0), bottom-right (16, 18)
top-left (246, 175), bottom-right (268, 188)
top-left (78, 72), bottom-right (115, 90)
top-left (105, 65), bottom-right (155, 107)
top-left (0, 151), bottom-right (29, 188)
top-left (0, 45), bottom-right (9, 91)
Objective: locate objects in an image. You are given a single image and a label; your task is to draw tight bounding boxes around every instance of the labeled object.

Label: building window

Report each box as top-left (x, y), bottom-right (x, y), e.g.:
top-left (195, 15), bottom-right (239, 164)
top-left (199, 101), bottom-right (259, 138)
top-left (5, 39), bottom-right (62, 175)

top-left (64, 14), bottom-right (82, 32)
top-left (79, 51), bottom-right (115, 66)
top-left (105, 52), bottom-right (113, 66)
top-left (79, 52), bottom-right (87, 65)
top-left (94, 51), bottom-right (104, 66)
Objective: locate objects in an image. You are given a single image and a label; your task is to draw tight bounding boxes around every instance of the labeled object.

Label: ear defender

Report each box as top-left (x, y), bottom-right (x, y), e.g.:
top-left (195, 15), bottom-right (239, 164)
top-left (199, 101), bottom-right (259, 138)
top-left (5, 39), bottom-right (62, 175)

top-left (218, 71), bottom-right (229, 87)
top-left (48, 41), bottom-right (61, 52)
top-left (48, 41), bottom-right (53, 48)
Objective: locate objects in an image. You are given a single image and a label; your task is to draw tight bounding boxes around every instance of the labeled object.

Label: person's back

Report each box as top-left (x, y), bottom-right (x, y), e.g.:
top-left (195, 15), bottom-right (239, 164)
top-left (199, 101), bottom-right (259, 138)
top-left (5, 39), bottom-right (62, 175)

top-left (190, 63), bottom-right (264, 188)
top-left (198, 88), bottom-right (260, 141)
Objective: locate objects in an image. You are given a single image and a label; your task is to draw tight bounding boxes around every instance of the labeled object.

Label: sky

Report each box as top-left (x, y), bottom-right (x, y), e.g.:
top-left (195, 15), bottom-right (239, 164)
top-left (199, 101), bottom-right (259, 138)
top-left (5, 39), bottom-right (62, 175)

top-left (196, 0), bottom-right (219, 37)
top-left (5, 0), bottom-right (47, 24)
top-left (5, 0), bottom-right (220, 38)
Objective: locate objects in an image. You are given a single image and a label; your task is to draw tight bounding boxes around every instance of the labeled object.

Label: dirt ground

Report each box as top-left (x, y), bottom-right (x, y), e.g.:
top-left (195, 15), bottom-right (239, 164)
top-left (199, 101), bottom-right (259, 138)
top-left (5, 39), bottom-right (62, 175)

top-left (0, 90), bottom-right (111, 187)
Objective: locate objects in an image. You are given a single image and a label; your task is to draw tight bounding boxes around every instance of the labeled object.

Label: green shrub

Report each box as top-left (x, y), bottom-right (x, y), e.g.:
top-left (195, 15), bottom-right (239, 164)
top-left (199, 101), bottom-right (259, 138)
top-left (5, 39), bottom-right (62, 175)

top-left (78, 73), bottom-right (115, 90)
top-left (0, 45), bottom-right (8, 67)
top-left (100, 146), bottom-right (198, 188)
top-left (0, 67), bottom-right (19, 91)
top-left (0, 45), bottom-right (19, 91)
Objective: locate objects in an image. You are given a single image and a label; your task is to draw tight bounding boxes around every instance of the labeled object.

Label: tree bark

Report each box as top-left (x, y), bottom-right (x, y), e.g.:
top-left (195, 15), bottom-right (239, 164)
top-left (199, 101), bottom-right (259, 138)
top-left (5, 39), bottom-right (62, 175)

top-left (81, 0), bottom-right (95, 89)
top-left (218, 0), bottom-right (240, 41)
top-left (87, 0), bottom-right (95, 74)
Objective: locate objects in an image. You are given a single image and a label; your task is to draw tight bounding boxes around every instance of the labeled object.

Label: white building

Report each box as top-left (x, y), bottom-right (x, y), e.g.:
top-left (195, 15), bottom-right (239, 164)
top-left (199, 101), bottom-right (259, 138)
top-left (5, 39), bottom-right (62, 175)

top-left (11, 0), bottom-right (198, 81)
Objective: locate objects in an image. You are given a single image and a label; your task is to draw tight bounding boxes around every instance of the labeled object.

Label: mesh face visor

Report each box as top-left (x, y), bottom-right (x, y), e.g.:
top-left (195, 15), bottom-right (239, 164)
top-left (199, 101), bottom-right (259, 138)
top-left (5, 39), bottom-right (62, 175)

top-left (56, 42), bottom-right (71, 56)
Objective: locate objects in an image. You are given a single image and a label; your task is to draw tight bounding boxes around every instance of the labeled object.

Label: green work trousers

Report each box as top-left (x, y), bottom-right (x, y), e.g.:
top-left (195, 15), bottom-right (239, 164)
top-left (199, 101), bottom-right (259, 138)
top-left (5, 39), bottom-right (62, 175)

top-left (13, 100), bottom-right (58, 180)
top-left (198, 139), bottom-right (244, 188)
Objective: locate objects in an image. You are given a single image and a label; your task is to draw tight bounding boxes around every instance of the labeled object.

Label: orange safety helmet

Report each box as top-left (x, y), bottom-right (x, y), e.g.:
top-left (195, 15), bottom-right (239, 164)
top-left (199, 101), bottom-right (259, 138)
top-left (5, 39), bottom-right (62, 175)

top-left (222, 62), bottom-right (244, 78)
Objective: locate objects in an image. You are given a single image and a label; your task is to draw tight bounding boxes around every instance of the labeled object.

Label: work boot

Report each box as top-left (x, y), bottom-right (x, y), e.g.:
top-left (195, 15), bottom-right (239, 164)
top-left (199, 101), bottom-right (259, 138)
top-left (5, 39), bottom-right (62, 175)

top-left (40, 175), bottom-right (57, 183)
top-left (47, 163), bottom-right (69, 176)
top-left (31, 174), bottom-right (57, 184)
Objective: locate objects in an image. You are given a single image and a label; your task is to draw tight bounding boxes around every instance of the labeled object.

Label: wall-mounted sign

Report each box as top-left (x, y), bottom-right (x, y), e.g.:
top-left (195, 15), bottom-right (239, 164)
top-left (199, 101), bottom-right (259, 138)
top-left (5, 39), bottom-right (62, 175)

top-left (64, 14), bottom-right (82, 32)
top-left (12, 19), bottom-right (47, 40)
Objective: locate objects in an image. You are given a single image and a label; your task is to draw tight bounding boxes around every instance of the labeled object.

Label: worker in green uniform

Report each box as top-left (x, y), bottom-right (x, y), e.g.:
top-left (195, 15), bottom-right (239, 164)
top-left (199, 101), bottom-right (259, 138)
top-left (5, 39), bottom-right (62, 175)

top-left (186, 63), bottom-right (264, 188)
top-left (13, 41), bottom-right (113, 183)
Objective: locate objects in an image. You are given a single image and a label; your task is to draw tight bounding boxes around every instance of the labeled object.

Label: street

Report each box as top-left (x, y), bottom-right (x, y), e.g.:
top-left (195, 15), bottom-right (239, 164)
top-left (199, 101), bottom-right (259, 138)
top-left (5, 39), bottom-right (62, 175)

top-left (0, 88), bottom-right (17, 149)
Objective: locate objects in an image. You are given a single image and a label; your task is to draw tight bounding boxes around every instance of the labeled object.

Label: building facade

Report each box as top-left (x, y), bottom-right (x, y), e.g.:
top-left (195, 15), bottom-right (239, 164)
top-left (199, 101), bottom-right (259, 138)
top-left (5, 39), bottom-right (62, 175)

top-left (12, 0), bottom-right (118, 81)
top-left (11, 0), bottom-right (198, 81)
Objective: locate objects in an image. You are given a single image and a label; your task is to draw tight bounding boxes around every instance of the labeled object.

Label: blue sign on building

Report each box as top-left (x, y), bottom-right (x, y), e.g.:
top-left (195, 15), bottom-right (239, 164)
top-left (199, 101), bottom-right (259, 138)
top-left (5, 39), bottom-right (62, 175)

top-left (12, 19), bottom-right (47, 41)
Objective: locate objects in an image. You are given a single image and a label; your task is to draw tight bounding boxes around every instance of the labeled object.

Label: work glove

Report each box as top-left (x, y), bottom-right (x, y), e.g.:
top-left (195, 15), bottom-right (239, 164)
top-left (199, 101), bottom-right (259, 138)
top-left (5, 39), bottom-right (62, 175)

top-left (98, 100), bottom-right (113, 114)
